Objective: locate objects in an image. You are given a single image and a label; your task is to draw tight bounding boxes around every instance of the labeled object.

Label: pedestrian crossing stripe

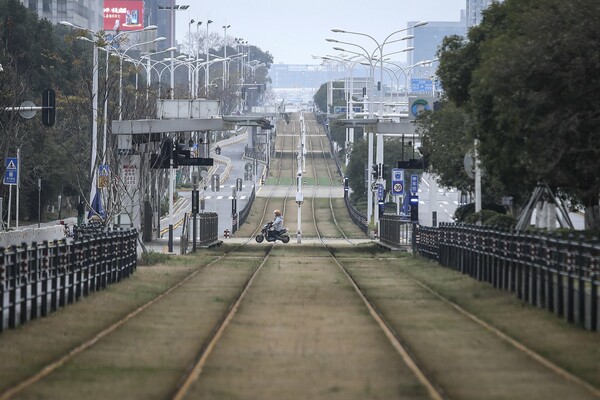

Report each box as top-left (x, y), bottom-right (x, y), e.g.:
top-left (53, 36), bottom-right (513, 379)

top-left (217, 196), bottom-right (223, 200)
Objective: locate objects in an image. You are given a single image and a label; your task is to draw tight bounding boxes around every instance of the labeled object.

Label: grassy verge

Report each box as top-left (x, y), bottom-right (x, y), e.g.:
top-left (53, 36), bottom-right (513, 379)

top-left (333, 245), bottom-right (599, 397)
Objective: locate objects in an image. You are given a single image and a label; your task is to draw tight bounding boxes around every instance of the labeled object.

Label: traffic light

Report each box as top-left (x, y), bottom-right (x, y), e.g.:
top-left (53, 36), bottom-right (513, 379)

top-left (150, 137), bottom-right (173, 169)
top-left (380, 164), bottom-right (386, 180)
top-left (173, 140), bottom-right (191, 168)
top-left (410, 195), bottom-right (419, 223)
top-left (362, 87), bottom-right (367, 96)
top-left (42, 88), bottom-right (56, 127)
top-left (371, 164), bottom-right (379, 180)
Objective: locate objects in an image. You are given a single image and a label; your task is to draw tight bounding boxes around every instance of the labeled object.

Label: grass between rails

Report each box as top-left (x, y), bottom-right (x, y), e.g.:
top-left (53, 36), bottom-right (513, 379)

top-left (0, 244), bottom-right (596, 399)
top-left (0, 250), bottom-right (225, 395)
top-left (332, 245), bottom-right (600, 397)
top-left (235, 197), bottom-right (367, 239)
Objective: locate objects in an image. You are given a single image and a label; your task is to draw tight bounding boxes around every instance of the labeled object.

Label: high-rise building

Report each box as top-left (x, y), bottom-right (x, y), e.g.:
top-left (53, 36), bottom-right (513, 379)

top-left (145, 0), bottom-right (179, 52)
top-left (21, 0), bottom-right (104, 32)
top-left (407, 16), bottom-right (467, 66)
top-left (466, 0), bottom-right (504, 28)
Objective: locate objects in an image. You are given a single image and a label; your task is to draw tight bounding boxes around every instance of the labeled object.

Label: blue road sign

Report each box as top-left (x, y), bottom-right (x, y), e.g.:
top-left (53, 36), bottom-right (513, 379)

top-left (98, 164), bottom-right (110, 176)
top-left (377, 183), bottom-right (384, 201)
top-left (411, 78), bottom-right (433, 93)
top-left (411, 174), bottom-right (419, 194)
top-left (391, 168), bottom-right (404, 196)
top-left (3, 157), bottom-right (18, 185)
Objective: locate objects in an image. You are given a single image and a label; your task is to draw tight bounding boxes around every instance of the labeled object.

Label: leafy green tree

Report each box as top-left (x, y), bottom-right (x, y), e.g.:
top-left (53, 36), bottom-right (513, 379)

top-left (1, 0), bottom-right (85, 221)
top-left (435, 0), bottom-right (600, 229)
top-left (312, 81), bottom-right (345, 114)
top-left (346, 135), bottom-right (417, 207)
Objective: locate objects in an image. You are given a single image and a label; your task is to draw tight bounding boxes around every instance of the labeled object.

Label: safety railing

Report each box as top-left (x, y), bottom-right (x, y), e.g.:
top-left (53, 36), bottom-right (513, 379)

top-left (0, 228), bottom-right (138, 332)
top-left (233, 186), bottom-right (256, 234)
top-left (379, 215), bottom-right (413, 247)
top-left (344, 195), bottom-right (368, 235)
top-left (416, 223), bottom-right (600, 331)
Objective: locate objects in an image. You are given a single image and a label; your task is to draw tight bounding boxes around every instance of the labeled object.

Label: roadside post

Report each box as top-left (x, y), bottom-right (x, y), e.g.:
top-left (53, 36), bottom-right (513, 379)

top-left (192, 172), bottom-right (199, 251)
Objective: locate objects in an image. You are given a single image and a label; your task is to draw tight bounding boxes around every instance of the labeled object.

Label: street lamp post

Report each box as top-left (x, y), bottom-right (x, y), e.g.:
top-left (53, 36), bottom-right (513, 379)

top-left (205, 20), bottom-right (213, 96)
top-left (158, 3), bottom-right (188, 252)
top-left (158, 4), bottom-right (189, 100)
top-left (116, 37), bottom-right (165, 121)
top-left (222, 24), bottom-right (230, 90)
top-left (314, 54), bottom-right (363, 166)
top-left (60, 21), bottom-right (101, 212)
top-left (329, 22), bottom-right (426, 229)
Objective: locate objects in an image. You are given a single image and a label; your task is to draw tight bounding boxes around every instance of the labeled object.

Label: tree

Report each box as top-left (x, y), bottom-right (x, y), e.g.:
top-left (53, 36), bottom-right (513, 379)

top-left (312, 81), bottom-right (345, 114)
top-left (435, 0), bottom-right (600, 229)
top-left (416, 101), bottom-right (473, 193)
top-left (346, 135), bottom-right (417, 207)
top-left (1, 0), bottom-right (85, 221)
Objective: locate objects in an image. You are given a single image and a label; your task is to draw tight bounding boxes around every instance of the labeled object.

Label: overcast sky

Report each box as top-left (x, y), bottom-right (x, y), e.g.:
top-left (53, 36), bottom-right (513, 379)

top-left (175, 0), bottom-right (466, 65)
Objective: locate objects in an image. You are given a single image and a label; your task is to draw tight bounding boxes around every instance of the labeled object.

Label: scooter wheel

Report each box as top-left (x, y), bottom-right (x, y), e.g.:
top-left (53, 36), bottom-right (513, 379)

top-left (281, 235), bottom-right (290, 244)
top-left (255, 235), bottom-right (264, 243)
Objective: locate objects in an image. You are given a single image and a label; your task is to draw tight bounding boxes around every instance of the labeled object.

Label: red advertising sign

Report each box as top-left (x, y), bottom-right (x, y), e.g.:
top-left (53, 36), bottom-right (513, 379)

top-left (103, 0), bottom-right (145, 32)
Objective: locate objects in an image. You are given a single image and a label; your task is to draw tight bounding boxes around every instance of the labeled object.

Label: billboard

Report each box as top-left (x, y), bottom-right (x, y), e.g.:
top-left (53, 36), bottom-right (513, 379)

top-left (103, 1), bottom-right (144, 32)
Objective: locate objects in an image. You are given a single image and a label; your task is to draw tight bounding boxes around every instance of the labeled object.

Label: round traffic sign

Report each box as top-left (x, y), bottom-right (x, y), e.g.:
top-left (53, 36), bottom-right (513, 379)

top-left (19, 101), bottom-right (36, 119)
top-left (393, 182), bottom-right (403, 193)
top-left (244, 162), bottom-right (252, 172)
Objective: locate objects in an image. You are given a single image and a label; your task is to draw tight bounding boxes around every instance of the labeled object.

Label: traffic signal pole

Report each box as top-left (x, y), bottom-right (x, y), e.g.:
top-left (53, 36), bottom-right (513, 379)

top-left (168, 143), bottom-right (174, 253)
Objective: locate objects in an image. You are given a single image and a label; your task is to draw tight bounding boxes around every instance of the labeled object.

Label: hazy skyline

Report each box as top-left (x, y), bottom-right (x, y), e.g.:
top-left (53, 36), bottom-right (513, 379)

top-left (175, 0), bottom-right (466, 65)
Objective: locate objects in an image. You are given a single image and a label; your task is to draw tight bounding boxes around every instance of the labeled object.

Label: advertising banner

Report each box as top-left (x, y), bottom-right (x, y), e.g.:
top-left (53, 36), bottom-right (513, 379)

top-left (103, 0), bottom-right (144, 32)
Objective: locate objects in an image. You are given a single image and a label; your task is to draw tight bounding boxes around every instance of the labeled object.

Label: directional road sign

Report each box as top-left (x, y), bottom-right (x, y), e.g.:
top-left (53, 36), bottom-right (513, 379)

top-left (3, 157), bottom-right (18, 185)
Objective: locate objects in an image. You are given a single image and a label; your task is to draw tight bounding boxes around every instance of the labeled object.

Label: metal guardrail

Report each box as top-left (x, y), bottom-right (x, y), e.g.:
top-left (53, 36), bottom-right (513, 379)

top-left (321, 119), bottom-right (369, 236)
top-left (344, 195), bottom-right (368, 235)
top-left (182, 212), bottom-right (220, 251)
top-left (197, 212), bottom-right (219, 246)
top-left (416, 223), bottom-right (600, 331)
top-left (0, 227), bottom-right (138, 332)
top-left (233, 186), bottom-right (256, 234)
top-left (379, 215), bottom-right (413, 247)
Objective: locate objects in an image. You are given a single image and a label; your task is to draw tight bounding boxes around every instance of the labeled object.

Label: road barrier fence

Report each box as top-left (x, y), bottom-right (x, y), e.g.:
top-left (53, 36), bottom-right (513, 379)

top-left (0, 227), bottom-right (138, 332)
top-left (416, 223), bottom-right (599, 331)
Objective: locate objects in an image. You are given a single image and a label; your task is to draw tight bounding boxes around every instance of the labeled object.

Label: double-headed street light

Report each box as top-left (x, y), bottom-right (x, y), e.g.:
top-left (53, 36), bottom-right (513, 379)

top-left (205, 20), bottom-right (214, 94)
top-left (60, 21), bottom-right (103, 209)
top-left (158, 4), bottom-right (189, 101)
top-left (63, 19), bottom-right (163, 222)
top-left (116, 37), bottom-right (165, 121)
top-left (222, 24), bottom-right (231, 90)
top-left (329, 22), bottom-right (427, 228)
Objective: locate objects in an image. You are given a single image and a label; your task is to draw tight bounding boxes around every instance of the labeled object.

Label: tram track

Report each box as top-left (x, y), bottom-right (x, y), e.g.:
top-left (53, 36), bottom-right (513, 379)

top-left (1, 112), bottom-right (597, 400)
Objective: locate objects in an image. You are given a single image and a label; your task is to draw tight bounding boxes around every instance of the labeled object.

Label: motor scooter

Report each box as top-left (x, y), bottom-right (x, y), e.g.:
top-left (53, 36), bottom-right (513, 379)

top-left (255, 222), bottom-right (290, 243)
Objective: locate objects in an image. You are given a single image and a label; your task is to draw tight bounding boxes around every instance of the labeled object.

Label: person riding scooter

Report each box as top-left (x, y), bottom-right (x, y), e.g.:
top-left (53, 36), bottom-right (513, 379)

top-left (268, 209), bottom-right (284, 241)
